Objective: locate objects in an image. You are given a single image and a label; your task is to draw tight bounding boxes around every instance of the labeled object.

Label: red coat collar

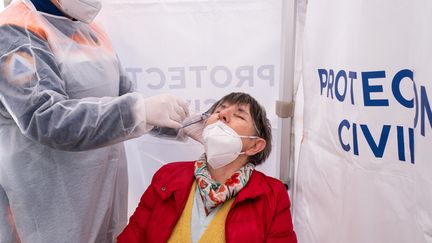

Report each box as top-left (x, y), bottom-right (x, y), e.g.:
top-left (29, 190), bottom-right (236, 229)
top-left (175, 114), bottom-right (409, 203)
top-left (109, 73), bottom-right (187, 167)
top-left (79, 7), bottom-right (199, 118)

top-left (152, 161), bottom-right (268, 206)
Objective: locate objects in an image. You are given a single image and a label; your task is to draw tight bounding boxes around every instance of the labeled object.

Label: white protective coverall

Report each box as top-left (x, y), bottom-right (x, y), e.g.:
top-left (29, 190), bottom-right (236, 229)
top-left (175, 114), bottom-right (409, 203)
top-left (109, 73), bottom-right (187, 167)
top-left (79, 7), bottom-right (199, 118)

top-left (0, 0), bottom-right (187, 242)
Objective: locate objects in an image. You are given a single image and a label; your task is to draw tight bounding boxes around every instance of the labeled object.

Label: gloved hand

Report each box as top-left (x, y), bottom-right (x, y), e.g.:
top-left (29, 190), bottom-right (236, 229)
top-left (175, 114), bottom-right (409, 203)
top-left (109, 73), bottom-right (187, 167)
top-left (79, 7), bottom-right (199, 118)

top-left (144, 93), bottom-right (189, 129)
top-left (181, 112), bottom-right (207, 144)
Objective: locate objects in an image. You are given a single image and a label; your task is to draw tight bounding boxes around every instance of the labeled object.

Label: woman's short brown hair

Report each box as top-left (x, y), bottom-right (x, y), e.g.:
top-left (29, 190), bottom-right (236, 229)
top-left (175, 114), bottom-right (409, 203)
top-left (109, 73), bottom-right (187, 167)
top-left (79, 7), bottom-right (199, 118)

top-left (208, 92), bottom-right (272, 165)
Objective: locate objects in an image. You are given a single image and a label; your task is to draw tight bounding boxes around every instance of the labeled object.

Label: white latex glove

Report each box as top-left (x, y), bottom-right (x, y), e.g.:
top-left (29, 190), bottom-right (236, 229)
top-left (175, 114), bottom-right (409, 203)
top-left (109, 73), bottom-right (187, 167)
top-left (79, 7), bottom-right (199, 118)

top-left (144, 94), bottom-right (189, 128)
top-left (182, 112), bottom-right (207, 144)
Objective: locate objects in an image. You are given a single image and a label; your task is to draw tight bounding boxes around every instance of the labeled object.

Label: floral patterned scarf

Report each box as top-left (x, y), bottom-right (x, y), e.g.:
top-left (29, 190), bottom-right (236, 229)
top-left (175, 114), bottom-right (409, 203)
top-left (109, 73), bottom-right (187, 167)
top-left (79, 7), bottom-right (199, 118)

top-left (194, 154), bottom-right (255, 215)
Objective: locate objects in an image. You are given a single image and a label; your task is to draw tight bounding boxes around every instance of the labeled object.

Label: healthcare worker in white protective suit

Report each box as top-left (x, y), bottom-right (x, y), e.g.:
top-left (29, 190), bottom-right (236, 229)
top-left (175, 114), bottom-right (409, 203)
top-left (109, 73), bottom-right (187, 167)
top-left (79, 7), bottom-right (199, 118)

top-left (0, 0), bottom-right (194, 242)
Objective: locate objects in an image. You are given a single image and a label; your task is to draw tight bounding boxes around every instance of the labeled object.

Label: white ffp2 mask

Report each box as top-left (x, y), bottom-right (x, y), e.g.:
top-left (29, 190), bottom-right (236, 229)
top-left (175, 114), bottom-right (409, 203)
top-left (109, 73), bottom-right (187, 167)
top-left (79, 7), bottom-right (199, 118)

top-left (57, 0), bottom-right (102, 23)
top-left (203, 121), bottom-right (257, 169)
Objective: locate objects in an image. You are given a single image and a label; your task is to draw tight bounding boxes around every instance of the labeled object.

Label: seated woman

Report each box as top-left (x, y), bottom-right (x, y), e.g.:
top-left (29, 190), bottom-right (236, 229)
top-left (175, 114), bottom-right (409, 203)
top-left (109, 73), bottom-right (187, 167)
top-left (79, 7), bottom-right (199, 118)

top-left (117, 92), bottom-right (297, 243)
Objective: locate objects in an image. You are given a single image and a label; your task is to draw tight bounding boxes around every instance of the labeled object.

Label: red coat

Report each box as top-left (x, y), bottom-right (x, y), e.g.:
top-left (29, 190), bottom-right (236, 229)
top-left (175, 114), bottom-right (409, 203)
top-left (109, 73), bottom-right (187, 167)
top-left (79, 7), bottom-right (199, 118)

top-left (118, 162), bottom-right (297, 243)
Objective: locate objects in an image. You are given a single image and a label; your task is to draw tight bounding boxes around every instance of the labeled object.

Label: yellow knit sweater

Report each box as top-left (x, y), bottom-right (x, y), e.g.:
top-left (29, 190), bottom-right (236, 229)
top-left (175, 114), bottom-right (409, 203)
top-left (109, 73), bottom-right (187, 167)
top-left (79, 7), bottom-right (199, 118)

top-left (168, 182), bottom-right (234, 243)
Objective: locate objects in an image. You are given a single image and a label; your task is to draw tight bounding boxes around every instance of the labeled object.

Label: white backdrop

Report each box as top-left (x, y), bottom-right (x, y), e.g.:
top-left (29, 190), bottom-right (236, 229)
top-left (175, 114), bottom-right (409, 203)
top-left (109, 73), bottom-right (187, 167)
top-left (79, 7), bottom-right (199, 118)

top-left (294, 1), bottom-right (432, 242)
top-left (97, 0), bottom-right (287, 218)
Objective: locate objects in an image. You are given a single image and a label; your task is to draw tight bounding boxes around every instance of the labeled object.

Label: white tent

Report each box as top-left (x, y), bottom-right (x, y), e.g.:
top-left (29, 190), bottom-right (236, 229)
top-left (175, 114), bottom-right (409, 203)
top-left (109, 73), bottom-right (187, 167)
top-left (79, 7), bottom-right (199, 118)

top-left (98, 0), bottom-right (432, 243)
top-left (2, 0), bottom-right (431, 242)
top-left (99, 1), bottom-right (432, 242)
top-left (96, 0), bottom-right (299, 219)
top-left (293, 1), bottom-right (432, 243)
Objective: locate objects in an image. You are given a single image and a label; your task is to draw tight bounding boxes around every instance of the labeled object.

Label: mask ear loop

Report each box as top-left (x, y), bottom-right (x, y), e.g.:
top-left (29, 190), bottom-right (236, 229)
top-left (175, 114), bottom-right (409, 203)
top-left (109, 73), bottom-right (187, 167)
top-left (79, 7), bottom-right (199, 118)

top-left (239, 135), bottom-right (258, 139)
top-left (238, 135), bottom-right (258, 155)
top-left (252, 122), bottom-right (260, 137)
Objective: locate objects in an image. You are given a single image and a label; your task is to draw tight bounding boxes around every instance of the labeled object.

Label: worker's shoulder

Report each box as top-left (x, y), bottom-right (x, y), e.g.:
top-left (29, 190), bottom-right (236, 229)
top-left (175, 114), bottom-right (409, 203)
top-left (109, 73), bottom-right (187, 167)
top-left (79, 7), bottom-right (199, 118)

top-left (0, 2), bottom-right (48, 41)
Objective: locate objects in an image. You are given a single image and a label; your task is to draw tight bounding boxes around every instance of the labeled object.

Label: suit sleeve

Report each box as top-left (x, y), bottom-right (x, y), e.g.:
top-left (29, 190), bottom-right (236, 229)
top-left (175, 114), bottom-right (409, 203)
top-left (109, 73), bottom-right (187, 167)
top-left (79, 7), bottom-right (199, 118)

top-left (117, 58), bottom-right (135, 95)
top-left (266, 183), bottom-right (298, 243)
top-left (0, 25), bottom-right (148, 151)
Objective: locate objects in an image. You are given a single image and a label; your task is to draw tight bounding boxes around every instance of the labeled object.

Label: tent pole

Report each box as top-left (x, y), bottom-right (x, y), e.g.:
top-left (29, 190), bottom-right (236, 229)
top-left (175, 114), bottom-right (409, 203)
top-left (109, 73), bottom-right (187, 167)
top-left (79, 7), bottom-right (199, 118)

top-left (278, 0), bottom-right (297, 196)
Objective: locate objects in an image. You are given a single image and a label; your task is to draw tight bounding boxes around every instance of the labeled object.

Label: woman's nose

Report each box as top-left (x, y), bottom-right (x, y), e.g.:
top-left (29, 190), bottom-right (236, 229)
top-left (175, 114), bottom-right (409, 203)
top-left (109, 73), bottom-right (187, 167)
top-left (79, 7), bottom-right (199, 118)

top-left (218, 109), bottom-right (230, 123)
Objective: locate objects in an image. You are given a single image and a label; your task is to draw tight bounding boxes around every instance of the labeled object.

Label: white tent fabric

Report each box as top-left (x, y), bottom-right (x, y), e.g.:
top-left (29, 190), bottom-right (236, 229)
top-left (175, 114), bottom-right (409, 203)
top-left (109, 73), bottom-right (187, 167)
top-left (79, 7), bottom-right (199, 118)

top-left (5, 0), bottom-right (429, 241)
top-left (294, 1), bottom-right (432, 243)
top-left (97, 0), bottom-right (290, 218)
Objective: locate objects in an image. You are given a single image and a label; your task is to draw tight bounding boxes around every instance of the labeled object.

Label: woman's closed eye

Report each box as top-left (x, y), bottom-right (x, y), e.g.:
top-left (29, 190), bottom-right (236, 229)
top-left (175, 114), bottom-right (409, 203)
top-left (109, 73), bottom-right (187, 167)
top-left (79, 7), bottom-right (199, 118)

top-left (234, 114), bottom-right (246, 120)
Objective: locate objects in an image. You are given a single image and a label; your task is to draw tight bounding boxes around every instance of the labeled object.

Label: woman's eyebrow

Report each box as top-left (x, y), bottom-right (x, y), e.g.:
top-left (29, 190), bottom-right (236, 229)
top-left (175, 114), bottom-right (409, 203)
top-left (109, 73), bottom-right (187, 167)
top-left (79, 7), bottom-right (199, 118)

top-left (217, 104), bottom-right (228, 109)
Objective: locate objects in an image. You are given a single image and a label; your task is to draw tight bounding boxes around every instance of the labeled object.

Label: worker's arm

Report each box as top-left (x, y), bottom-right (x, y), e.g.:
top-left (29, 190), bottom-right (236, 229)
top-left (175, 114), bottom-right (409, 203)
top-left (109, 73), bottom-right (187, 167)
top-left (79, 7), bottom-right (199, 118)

top-left (0, 25), bottom-right (186, 151)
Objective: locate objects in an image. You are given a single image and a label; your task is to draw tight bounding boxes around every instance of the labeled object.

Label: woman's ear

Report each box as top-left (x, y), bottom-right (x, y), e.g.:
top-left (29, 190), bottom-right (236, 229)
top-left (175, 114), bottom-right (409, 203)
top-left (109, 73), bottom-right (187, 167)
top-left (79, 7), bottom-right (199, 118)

top-left (244, 138), bottom-right (266, 156)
